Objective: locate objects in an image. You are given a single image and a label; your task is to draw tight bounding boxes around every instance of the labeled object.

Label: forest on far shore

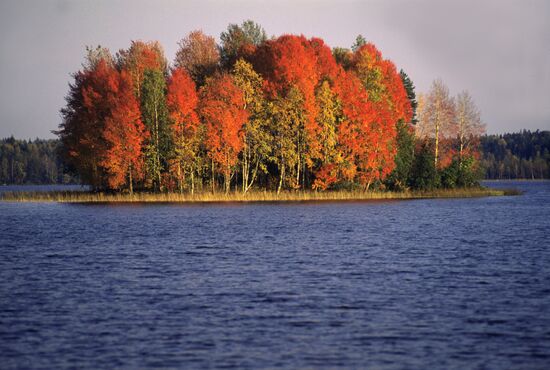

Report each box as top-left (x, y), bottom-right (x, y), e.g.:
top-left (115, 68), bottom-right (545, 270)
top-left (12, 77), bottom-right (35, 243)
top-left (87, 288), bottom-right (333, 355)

top-left (1, 130), bottom-right (548, 186)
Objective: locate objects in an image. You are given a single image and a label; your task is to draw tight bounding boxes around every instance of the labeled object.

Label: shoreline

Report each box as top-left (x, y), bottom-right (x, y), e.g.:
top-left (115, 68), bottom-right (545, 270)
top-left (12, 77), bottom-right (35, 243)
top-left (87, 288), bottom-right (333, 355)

top-left (0, 187), bottom-right (520, 203)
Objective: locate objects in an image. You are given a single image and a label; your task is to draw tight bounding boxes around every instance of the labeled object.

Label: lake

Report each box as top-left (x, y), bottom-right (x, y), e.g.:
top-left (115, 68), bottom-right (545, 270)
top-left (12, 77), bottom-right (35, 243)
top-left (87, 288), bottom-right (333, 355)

top-left (1, 181), bottom-right (549, 369)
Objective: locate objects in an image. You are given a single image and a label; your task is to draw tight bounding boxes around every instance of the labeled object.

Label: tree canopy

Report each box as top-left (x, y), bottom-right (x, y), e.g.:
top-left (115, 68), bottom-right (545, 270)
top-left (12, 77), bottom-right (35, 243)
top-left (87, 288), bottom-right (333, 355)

top-left (55, 23), bottom-right (488, 193)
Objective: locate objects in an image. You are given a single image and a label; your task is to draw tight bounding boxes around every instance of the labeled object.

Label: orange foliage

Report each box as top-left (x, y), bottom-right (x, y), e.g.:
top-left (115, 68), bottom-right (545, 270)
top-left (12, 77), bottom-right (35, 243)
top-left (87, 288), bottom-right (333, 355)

top-left (312, 163), bottom-right (338, 190)
top-left (61, 32), bottom-right (419, 192)
top-left (166, 68), bottom-right (200, 190)
top-left (200, 74), bottom-right (248, 191)
top-left (253, 35), bottom-right (322, 164)
top-left (167, 68), bottom-right (199, 137)
top-left (102, 70), bottom-right (146, 190)
top-left (117, 40), bottom-right (166, 97)
top-left (309, 37), bottom-right (339, 81)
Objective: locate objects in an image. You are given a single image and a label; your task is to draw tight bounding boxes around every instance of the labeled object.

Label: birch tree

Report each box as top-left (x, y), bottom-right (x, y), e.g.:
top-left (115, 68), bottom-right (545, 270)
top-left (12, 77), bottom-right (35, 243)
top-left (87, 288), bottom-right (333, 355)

top-left (417, 79), bottom-right (455, 168)
top-left (455, 90), bottom-right (485, 164)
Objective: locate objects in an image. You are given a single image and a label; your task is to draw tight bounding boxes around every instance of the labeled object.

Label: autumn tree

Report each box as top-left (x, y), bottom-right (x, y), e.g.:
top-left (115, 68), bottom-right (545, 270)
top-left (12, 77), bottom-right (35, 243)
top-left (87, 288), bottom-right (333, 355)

top-left (84, 45), bottom-right (115, 70)
top-left (271, 87), bottom-right (305, 193)
top-left (416, 78), bottom-right (456, 168)
top-left (254, 35), bottom-right (321, 188)
top-left (312, 80), bottom-right (341, 190)
top-left (331, 69), bottom-right (373, 186)
top-left (332, 47), bottom-right (352, 70)
top-left (232, 59), bottom-right (271, 193)
top-left (116, 40), bottom-right (167, 98)
top-left (166, 68), bottom-right (200, 193)
top-left (200, 74), bottom-right (248, 193)
top-left (175, 30), bottom-right (220, 86)
top-left (59, 29), bottom-right (447, 194)
top-left (141, 69), bottom-right (170, 190)
top-left (101, 70), bottom-right (145, 193)
top-left (455, 90), bottom-right (485, 164)
top-left (385, 70), bottom-right (418, 190)
top-left (220, 20), bottom-right (267, 69)
top-left (342, 43), bottom-right (412, 189)
top-left (58, 53), bottom-right (117, 190)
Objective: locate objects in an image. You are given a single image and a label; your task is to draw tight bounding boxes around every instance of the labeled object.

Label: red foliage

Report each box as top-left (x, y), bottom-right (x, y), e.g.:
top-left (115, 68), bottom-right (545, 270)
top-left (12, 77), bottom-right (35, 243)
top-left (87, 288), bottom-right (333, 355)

top-left (253, 35), bottom-right (322, 162)
top-left (309, 37), bottom-right (339, 81)
top-left (101, 70), bottom-right (146, 190)
top-left (167, 68), bottom-right (199, 137)
top-left (312, 163), bottom-right (338, 190)
top-left (200, 74), bottom-right (248, 189)
top-left (76, 59), bottom-right (121, 188)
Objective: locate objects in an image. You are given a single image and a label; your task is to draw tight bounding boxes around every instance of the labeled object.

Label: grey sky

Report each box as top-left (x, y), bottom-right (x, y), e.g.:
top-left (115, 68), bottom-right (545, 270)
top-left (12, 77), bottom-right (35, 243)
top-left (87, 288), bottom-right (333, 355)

top-left (0, 0), bottom-right (549, 139)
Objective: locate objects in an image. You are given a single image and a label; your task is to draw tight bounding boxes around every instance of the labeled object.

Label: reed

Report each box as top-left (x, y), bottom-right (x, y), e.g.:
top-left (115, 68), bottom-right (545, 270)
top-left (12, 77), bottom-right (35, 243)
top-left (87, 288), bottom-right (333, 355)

top-left (1, 187), bottom-right (516, 203)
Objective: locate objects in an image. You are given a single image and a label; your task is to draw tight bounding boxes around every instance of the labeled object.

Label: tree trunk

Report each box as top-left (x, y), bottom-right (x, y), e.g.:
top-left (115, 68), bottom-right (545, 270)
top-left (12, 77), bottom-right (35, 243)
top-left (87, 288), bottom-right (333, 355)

top-left (277, 163), bottom-right (285, 195)
top-left (434, 120), bottom-right (440, 168)
top-left (178, 162), bottom-right (183, 194)
top-left (211, 158), bottom-right (215, 193)
top-left (128, 163), bottom-right (133, 195)
top-left (244, 158), bottom-right (260, 194)
top-left (191, 170), bottom-right (195, 195)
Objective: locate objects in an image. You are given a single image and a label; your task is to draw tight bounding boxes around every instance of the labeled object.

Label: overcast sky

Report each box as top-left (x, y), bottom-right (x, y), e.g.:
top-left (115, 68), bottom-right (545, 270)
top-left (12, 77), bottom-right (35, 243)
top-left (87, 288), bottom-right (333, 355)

top-left (1, 0), bottom-right (549, 139)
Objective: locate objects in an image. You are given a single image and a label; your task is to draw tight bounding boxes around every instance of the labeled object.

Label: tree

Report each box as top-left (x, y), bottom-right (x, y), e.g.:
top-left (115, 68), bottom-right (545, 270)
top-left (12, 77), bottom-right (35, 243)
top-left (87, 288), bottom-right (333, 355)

top-left (309, 38), bottom-right (340, 81)
top-left (416, 78), bottom-right (456, 168)
top-left (200, 74), bottom-right (248, 193)
top-left (220, 20), bottom-right (267, 69)
top-left (141, 69), bottom-right (170, 190)
top-left (232, 59), bottom-right (271, 193)
top-left (116, 40), bottom-right (167, 98)
top-left (345, 43), bottom-right (412, 189)
top-left (332, 69), bottom-right (375, 187)
top-left (58, 57), bottom-right (118, 189)
top-left (312, 80), bottom-right (340, 190)
top-left (332, 47), bottom-right (352, 70)
top-left (386, 121), bottom-right (415, 190)
top-left (175, 30), bottom-right (220, 86)
top-left (101, 70), bottom-right (145, 193)
top-left (351, 34), bottom-right (367, 52)
top-left (84, 45), bottom-right (114, 70)
top-left (254, 35), bottom-right (320, 188)
top-left (166, 68), bottom-right (200, 193)
top-left (455, 90), bottom-right (485, 164)
top-left (400, 69), bottom-right (418, 124)
top-left (409, 139), bottom-right (439, 190)
top-left (351, 44), bottom-right (386, 103)
top-left (270, 87), bottom-right (304, 193)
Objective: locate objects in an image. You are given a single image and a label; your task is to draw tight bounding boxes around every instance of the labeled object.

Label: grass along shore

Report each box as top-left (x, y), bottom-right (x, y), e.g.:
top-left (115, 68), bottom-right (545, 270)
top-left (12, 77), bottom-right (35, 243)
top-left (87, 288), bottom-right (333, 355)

top-left (1, 187), bottom-right (519, 203)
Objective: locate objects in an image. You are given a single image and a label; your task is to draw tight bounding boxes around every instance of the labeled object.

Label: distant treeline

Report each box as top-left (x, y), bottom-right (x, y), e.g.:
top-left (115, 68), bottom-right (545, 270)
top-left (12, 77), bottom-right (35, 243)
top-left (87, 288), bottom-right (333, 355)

top-left (0, 137), bottom-right (77, 185)
top-left (481, 130), bottom-right (550, 179)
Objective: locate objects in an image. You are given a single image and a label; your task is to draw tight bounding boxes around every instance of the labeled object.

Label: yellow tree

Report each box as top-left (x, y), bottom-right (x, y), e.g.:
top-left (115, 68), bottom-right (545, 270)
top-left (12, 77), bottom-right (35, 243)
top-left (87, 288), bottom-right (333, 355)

top-left (271, 87), bottom-right (305, 193)
top-left (312, 80), bottom-right (341, 190)
top-left (232, 59), bottom-right (271, 193)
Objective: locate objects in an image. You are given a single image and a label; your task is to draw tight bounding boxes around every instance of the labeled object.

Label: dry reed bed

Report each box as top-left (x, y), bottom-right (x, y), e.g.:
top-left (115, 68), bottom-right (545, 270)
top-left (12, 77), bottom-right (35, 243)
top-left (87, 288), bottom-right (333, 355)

top-left (1, 187), bottom-right (518, 203)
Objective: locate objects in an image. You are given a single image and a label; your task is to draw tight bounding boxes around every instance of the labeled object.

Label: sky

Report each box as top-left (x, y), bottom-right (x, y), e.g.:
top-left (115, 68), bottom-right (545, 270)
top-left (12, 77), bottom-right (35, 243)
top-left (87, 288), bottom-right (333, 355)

top-left (0, 0), bottom-right (549, 139)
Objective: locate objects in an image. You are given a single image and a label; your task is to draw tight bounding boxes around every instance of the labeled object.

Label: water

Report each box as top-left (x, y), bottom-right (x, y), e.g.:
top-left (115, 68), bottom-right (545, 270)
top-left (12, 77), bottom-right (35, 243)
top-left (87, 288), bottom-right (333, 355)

top-left (1, 182), bottom-right (549, 369)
